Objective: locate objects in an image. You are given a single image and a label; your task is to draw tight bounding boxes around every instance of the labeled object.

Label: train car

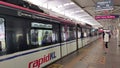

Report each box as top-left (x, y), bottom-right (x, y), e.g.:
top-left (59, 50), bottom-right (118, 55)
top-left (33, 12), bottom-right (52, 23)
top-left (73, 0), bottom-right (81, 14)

top-left (0, 1), bottom-right (62, 68)
top-left (60, 21), bottom-right (76, 57)
top-left (0, 1), bottom-right (100, 68)
top-left (76, 24), bottom-right (100, 48)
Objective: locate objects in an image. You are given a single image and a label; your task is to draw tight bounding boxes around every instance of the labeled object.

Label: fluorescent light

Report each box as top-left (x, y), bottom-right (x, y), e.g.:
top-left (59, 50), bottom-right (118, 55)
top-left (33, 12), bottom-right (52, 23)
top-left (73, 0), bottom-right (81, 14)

top-left (57, 2), bottom-right (74, 8)
top-left (63, 2), bottom-right (74, 6)
top-left (57, 5), bottom-right (63, 8)
top-left (64, 3), bottom-right (70, 6)
top-left (26, 0), bottom-right (42, 6)
top-left (71, 11), bottom-right (81, 14)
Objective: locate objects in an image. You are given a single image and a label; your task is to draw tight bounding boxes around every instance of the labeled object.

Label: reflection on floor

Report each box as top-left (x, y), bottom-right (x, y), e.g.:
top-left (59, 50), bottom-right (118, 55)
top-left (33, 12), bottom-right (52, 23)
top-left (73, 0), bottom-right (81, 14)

top-left (45, 36), bottom-right (120, 68)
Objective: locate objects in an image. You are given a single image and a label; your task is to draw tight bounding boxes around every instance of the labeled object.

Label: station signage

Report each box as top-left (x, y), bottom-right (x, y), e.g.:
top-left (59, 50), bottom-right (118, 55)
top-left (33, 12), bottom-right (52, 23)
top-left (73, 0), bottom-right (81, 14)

top-left (95, 15), bottom-right (119, 20)
top-left (96, 0), bottom-right (113, 11)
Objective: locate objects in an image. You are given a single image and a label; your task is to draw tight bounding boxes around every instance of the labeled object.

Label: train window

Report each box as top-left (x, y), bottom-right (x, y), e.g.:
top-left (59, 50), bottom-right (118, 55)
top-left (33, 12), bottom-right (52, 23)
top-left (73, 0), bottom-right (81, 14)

top-left (31, 29), bottom-right (52, 46)
top-left (69, 26), bottom-right (76, 40)
top-left (78, 28), bottom-right (81, 39)
top-left (0, 18), bottom-right (6, 55)
top-left (85, 29), bottom-right (89, 37)
top-left (81, 28), bottom-right (86, 38)
top-left (31, 29), bottom-right (39, 46)
top-left (61, 25), bottom-right (76, 42)
top-left (30, 22), bottom-right (59, 47)
top-left (90, 29), bottom-right (96, 36)
top-left (61, 26), bottom-right (69, 42)
top-left (52, 25), bottom-right (59, 44)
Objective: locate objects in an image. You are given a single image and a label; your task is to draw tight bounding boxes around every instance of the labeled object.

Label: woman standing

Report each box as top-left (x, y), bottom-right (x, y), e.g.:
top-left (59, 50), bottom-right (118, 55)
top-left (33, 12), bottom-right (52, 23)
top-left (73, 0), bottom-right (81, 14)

top-left (103, 31), bottom-right (110, 54)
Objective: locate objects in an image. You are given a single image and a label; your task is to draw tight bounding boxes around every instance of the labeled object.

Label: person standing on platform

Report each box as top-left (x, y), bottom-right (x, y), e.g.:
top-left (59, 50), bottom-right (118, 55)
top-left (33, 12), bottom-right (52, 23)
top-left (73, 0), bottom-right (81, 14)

top-left (103, 31), bottom-right (110, 54)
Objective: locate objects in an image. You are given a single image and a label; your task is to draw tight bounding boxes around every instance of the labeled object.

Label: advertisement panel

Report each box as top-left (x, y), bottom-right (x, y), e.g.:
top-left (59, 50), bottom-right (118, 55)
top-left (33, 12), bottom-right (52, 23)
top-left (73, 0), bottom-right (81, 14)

top-left (96, 0), bottom-right (113, 11)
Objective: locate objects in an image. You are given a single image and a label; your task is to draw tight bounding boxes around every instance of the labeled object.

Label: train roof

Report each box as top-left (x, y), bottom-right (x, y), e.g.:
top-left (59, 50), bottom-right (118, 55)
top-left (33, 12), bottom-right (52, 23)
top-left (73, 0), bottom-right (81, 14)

top-left (0, 1), bottom-right (76, 25)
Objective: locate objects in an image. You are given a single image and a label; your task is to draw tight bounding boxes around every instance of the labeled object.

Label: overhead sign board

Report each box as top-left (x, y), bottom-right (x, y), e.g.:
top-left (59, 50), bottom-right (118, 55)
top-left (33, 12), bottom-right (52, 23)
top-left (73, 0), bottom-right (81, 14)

top-left (95, 15), bottom-right (119, 20)
top-left (96, 0), bottom-right (113, 11)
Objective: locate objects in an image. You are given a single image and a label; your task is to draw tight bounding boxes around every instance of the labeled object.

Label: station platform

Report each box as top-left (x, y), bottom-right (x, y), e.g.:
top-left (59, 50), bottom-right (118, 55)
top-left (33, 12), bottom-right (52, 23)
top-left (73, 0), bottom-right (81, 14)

top-left (45, 36), bottom-right (120, 68)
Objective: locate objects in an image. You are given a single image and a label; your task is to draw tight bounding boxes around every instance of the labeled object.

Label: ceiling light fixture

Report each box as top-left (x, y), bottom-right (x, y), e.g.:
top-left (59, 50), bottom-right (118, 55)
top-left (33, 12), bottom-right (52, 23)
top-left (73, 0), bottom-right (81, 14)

top-left (57, 2), bottom-right (75, 8)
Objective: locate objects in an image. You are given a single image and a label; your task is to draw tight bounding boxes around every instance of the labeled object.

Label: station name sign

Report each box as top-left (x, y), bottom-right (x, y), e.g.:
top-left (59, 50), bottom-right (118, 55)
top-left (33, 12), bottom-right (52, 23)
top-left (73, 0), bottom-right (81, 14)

top-left (95, 15), bottom-right (119, 20)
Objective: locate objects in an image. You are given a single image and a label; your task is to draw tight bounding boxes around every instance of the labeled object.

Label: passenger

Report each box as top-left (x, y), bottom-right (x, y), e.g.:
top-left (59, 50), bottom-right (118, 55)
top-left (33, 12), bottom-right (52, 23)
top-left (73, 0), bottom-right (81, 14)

top-left (0, 41), bottom-right (2, 55)
top-left (42, 31), bottom-right (48, 45)
top-left (0, 41), bottom-right (2, 51)
top-left (31, 30), bottom-right (38, 45)
top-left (103, 31), bottom-right (110, 54)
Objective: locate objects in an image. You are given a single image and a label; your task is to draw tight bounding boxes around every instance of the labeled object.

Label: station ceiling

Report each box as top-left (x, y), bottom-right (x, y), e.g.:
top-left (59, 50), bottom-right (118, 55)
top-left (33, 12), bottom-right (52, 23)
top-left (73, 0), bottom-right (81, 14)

top-left (73, 0), bottom-right (120, 29)
top-left (73, 0), bottom-right (120, 17)
top-left (26, 0), bottom-right (119, 29)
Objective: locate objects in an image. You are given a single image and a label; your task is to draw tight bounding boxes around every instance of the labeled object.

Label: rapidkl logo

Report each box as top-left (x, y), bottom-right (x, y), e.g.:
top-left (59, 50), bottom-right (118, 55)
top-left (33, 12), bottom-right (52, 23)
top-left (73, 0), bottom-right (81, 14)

top-left (28, 52), bottom-right (56, 68)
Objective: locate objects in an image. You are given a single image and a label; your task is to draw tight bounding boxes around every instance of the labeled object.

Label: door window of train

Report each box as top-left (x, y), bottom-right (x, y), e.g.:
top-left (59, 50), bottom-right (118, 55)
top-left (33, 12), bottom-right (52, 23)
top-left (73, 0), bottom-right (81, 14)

top-left (31, 22), bottom-right (59, 47)
top-left (90, 29), bottom-right (95, 36)
top-left (61, 26), bottom-right (65, 42)
top-left (82, 28), bottom-right (89, 38)
top-left (86, 29), bottom-right (89, 37)
top-left (52, 24), bottom-right (59, 44)
top-left (61, 26), bottom-right (69, 42)
top-left (61, 25), bottom-right (76, 42)
top-left (0, 18), bottom-right (6, 55)
top-left (82, 28), bottom-right (86, 38)
top-left (88, 29), bottom-right (91, 37)
top-left (89, 29), bottom-right (92, 37)
top-left (69, 26), bottom-right (76, 40)
top-left (78, 28), bottom-right (81, 39)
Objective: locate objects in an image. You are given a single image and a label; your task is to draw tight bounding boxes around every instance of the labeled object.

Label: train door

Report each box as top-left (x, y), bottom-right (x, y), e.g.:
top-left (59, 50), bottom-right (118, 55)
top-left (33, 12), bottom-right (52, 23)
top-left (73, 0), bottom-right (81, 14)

top-left (5, 16), bottom-right (29, 54)
top-left (87, 29), bottom-right (91, 44)
top-left (81, 28), bottom-right (85, 46)
top-left (67, 25), bottom-right (76, 54)
top-left (82, 28), bottom-right (88, 46)
top-left (77, 25), bottom-right (82, 49)
top-left (60, 25), bottom-right (68, 57)
top-left (60, 24), bottom-right (76, 57)
top-left (0, 18), bottom-right (6, 55)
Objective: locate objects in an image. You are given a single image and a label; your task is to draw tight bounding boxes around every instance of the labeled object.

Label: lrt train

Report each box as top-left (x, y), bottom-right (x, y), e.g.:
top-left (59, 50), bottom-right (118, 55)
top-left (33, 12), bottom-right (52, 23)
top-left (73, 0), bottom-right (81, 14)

top-left (0, 1), bottom-right (101, 68)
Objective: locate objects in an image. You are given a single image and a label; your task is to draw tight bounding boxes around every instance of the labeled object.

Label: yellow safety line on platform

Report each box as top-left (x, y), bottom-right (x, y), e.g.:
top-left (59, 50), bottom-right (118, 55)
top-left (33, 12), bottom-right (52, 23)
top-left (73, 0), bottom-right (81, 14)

top-left (98, 56), bottom-right (106, 64)
top-left (47, 64), bottom-right (63, 68)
